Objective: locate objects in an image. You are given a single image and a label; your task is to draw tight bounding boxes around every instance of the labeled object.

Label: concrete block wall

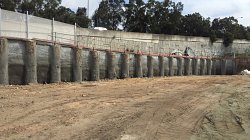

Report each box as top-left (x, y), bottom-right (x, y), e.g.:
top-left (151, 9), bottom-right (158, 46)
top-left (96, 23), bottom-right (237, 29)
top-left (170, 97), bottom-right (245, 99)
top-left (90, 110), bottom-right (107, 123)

top-left (0, 38), bottom-right (238, 85)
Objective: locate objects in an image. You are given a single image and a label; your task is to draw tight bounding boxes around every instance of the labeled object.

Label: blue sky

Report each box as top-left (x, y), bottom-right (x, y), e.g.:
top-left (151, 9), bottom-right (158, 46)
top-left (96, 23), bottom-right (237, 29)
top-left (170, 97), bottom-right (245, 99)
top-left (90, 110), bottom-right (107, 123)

top-left (61, 0), bottom-right (250, 26)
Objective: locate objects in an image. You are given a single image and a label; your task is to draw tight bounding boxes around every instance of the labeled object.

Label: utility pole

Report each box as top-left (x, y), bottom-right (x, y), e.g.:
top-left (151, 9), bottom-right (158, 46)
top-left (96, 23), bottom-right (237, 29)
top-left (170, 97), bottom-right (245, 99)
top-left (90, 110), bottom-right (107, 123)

top-left (87, 0), bottom-right (90, 18)
top-left (0, 8), bottom-right (2, 36)
top-left (26, 11), bottom-right (29, 39)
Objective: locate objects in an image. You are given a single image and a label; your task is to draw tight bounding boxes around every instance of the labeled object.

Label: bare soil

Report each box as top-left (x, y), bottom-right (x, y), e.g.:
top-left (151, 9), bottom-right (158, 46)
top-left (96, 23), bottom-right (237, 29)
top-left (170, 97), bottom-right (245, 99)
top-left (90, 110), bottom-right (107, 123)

top-left (0, 76), bottom-right (250, 140)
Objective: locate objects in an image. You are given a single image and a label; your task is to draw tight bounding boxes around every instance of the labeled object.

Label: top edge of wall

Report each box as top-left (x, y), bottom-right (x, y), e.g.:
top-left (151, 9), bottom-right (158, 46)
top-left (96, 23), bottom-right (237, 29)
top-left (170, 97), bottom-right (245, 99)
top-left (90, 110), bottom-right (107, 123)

top-left (77, 28), bottom-right (250, 44)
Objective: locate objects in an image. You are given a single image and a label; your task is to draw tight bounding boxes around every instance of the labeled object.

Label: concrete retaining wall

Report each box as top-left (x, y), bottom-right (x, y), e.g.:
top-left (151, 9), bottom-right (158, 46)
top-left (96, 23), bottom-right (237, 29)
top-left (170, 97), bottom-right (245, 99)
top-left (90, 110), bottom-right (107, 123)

top-left (0, 38), bottom-right (240, 85)
top-left (77, 28), bottom-right (250, 57)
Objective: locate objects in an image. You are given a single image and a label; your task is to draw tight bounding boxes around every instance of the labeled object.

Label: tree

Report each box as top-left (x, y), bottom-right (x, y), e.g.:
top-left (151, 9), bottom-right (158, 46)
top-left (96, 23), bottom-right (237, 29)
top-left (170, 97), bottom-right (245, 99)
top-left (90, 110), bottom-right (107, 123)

top-left (0, 0), bottom-right (17, 11)
top-left (92, 0), bottom-right (125, 30)
top-left (166, 0), bottom-right (183, 34)
top-left (209, 30), bottom-right (217, 44)
top-left (178, 13), bottom-right (210, 37)
top-left (211, 17), bottom-right (250, 45)
top-left (211, 17), bottom-right (243, 38)
top-left (55, 6), bottom-right (75, 24)
top-left (223, 31), bottom-right (234, 47)
top-left (18, 0), bottom-right (44, 16)
top-left (145, 0), bottom-right (164, 34)
top-left (75, 7), bottom-right (91, 28)
top-left (42, 0), bottom-right (62, 19)
top-left (245, 27), bottom-right (250, 40)
top-left (92, 1), bottom-right (111, 29)
top-left (18, 0), bottom-right (62, 19)
top-left (16, 0), bottom-right (91, 27)
top-left (144, 0), bottom-right (183, 34)
top-left (124, 0), bottom-right (147, 32)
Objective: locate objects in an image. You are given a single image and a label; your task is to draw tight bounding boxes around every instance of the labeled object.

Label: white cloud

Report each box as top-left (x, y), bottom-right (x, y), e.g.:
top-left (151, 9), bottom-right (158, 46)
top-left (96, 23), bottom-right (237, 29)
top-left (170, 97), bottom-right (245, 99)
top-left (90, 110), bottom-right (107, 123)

top-left (172, 0), bottom-right (250, 26)
top-left (61, 0), bottom-right (102, 17)
top-left (61, 0), bottom-right (250, 26)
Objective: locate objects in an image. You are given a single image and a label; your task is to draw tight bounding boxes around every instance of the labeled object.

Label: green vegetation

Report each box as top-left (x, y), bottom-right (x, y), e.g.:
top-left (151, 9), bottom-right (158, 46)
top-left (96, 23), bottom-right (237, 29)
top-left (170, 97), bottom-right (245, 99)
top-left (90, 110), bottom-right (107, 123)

top-left (0, 0), bottom-right (90, 28)
top-left (1, 0), bottom-right (250, 44)
top-left (209, 30), bottom-right (217, 44)
top-left (223, 32), bottom-right (234, 47)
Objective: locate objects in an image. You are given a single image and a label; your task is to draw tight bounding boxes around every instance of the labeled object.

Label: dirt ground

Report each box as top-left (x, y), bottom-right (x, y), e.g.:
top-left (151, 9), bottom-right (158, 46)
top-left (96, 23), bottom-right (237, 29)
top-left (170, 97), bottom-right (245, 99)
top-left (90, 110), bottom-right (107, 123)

top-left (0, 76), bottom-right (250, 140)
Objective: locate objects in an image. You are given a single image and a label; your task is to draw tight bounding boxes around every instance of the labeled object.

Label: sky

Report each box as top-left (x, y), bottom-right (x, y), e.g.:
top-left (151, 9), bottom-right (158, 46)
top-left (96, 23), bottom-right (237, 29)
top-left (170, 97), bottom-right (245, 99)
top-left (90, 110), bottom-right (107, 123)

top-left (61, 0), bottom-right (250, 26)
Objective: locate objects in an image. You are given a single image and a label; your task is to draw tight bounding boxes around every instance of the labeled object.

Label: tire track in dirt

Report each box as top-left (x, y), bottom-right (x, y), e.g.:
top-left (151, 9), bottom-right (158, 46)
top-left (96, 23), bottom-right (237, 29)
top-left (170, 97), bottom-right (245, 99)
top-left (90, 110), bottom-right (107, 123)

top-left (0, 76), bottom-right (250, 140)
top-left (117, 81), bottom-right (222, 140)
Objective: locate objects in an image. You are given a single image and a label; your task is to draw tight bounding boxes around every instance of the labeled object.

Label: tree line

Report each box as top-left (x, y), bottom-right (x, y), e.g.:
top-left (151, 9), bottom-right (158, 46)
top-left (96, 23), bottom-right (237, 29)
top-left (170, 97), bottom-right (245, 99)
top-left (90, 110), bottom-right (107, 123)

top-left (0, 0), bottom-right (90, 28)
top-left (1, 0), bottom-right (250, 46)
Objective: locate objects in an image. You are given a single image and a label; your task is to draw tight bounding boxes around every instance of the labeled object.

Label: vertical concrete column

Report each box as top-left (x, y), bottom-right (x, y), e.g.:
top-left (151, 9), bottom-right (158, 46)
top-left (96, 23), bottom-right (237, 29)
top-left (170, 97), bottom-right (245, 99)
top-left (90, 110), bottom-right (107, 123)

top-left (73, 48), bottom-right (82, 82)
top-left (206, 59), bottom-right (212, 75)
top-left (200, 59), bottom-right (206, 75)
top-left (147, 55), bottom-right (153, 77)
top-left (184, 58), bottom-right (191, 76)
top-left (169, 57), bottom-right (174, 76)
top-left (51, 44), bottom-right (61, 83)
top-left (121, 53), bottom-right (129, 79)
top-left (106, 51), bottom-right (116, 79)
top-left (192, 58), bottom-right (198, 75)
top-left (211, 59), bottom-right (216, 75)
top-left (135, 54), bottom-right (143, 78)
top-left (221, 59), bottom-right (227, 75)
top-left (177, 57), bottom-right (183, 76)
top-left (0, 38), bottom-right (8, 85)
top-left (232, 59), bottom-right (237, 75)
top-left (90, 50), bottom-right (100, 81)
top-left (158, 56), bottom-right (164, 77)
top-left (25, 40), bottom-right (37, 84)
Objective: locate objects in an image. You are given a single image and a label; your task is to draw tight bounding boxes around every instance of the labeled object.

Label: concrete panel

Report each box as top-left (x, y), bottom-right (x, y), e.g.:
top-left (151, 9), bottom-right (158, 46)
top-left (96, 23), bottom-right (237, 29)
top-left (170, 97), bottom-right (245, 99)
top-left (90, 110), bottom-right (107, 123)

top-left (225, 59), bottom-right (234, 75)
top-left (184, 58), bottom-right (192, 76)
top-left (169, 57), bottom-right (174, 76)
top-left (197, 59), bottom-right (201, 75)
top-left (215, 59), bottom-right (221, 75)
top-left (120, 53), bottom-right (129, 79)
top-left (51, 45), bottom-right (61, 83)
top-left (206, 59), bottom-right (212, 75)
top-left (134, 54), bottom-right (143, 78)
top-left (82, 49), bottom-right (90, 81)
top-left (192, 58), bottom-right (198, 75)
top-left (0, 38), bottom-right (8, 85)
top-left (203, 59), bottom-right (207, 75)
top-left (129, 54), bottom-right (135, 78)
top-left (36, 44), bottom-right (51, 84)
top-left (232, 60), bottom-right (237, 75)
top-left (89, 50), bottom-right (100, 81)
top-left (141, 55), bottom-right (148, 77)
top-left (158, 56), bottom-right (164, 77)
top-left (99, 51), bottom-right (107, 79)
top-left (61, 47), bottom-right (73, 82)
top-left (152, 56), bottom-right (159, 77)
top-left (221, 59), bottom-right (227, 75)
top-left (200, 59), bottom-right (206, 75)
top-left (25, 41), bottom-right (37, 84)
top-left (164, 57), bottom-right (169, 76)
top-left (114, 53), bottom-right (122, 79)
top-left (73, 48), bottom-right (83, 82)
top-left (8, 40), bottom-right (26, 85)
top-left (177, 57), bottom-right (184, 76)
top-left (211, 59), bottom-right (216, 75)
top-left (147, 56), bottom-right (153, 77)
top-left (106, 51), bottom-right (116, 79)
top-left (172, 58), bottom-right (178, 76)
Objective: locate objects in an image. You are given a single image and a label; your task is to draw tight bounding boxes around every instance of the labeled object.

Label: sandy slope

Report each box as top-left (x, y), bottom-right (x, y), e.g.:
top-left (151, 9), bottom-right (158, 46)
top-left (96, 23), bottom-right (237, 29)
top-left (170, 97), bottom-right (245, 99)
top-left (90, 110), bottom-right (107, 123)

top-left (0, 76), bottom-right (250, 140)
